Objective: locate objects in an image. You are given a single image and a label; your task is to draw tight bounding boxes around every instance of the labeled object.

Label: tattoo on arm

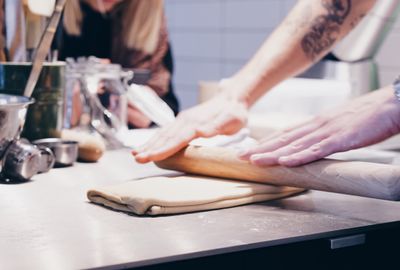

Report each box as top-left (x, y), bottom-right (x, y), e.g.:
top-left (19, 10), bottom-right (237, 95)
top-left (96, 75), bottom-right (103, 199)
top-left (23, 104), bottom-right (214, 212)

top-left (301, 0), bottom-right (352, 61)
top-left (350, 12), bottom-right (366, 28)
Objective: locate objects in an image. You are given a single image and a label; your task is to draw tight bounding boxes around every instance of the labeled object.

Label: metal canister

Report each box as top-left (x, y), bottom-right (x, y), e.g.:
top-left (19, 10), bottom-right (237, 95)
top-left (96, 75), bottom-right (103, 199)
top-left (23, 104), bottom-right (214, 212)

top-left (0, 62), bottom-right (66, 140)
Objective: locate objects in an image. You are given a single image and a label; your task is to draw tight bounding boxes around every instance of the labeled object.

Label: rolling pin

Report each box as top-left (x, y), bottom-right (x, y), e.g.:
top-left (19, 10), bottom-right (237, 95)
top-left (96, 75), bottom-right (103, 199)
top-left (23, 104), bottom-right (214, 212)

top-left (155, 146), bottom-right (400, 201)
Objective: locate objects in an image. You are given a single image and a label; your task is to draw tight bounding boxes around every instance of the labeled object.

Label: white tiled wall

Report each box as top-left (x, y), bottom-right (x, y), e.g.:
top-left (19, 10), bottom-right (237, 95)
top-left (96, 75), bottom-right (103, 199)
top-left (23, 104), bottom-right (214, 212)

top-left (166, 0), bottom-right (400, 109)
top-left (376, 17), bottom-right (400, 85)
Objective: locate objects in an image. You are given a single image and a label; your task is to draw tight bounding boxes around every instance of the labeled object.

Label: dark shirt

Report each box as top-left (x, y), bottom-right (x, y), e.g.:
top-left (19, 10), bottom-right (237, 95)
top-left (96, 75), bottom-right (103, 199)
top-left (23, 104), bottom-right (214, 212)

top-left (59, 2), bottom-right (112, 60)
top-left (57, 2), bottom-right (179, 121)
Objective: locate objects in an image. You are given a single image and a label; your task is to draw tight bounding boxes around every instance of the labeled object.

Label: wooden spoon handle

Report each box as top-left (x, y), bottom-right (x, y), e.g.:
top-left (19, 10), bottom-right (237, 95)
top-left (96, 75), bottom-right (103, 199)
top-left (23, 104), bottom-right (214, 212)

top-left (24, 0), bottom-right (67, 97)
top-left (155, 146), bottom-right (400, 201)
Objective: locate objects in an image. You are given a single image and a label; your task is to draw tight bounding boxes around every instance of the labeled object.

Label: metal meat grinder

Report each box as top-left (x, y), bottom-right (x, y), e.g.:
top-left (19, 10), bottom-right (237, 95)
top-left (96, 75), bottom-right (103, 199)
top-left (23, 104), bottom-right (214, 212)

top-left (0, 94), bottom-right (55, 182)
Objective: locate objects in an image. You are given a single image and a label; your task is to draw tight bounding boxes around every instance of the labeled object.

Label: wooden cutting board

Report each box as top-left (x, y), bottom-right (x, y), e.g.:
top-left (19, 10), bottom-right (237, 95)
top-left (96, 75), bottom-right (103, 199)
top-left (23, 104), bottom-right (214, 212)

top-left (155, 146), bottom-right (400, 201)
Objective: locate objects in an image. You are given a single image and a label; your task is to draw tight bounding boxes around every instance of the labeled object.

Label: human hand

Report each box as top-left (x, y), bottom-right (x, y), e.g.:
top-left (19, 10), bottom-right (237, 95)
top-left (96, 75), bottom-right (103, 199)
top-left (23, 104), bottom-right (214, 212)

top-left (239, 86), bottom-right (400, 167)
top-left (128, 103), bottom-right (152, 128)
top-left (132, 89), bottom-right (249, 163)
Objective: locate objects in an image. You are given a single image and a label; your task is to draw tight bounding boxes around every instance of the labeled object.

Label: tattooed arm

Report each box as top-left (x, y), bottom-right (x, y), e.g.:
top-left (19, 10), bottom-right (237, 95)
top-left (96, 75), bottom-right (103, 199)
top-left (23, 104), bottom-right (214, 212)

top-left (226, 0), bottom-right (376, 106)
top-left (132, 0), bottom-right (377, 163)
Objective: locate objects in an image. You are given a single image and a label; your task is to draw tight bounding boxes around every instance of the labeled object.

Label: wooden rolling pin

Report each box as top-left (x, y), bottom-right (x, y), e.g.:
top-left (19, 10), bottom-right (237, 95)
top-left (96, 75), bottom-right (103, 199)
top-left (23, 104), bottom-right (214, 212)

top-left (155, 146), bottom-right (400, 201)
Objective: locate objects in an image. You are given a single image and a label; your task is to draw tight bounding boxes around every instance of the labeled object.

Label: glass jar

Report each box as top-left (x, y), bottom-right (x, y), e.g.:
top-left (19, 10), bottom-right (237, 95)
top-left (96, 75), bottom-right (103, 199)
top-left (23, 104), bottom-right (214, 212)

top-left (65, 57), bottom-right (131, 147)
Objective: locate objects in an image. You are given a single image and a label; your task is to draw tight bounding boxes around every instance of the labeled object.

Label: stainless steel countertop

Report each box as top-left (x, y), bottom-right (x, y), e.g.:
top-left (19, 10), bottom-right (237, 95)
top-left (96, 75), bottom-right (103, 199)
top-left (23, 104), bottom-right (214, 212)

top-left (2, 148), bottom-right (400, 270)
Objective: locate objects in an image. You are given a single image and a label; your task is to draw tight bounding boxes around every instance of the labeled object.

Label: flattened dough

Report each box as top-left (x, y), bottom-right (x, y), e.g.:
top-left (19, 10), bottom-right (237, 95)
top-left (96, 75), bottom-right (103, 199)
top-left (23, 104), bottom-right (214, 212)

top-left (87, 175), bottom-right (304, 216)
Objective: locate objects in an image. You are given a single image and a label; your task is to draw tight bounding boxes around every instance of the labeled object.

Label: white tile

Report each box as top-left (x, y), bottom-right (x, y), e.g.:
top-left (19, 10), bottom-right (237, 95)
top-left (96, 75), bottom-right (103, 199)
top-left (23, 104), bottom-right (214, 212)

top-left (224, 1), bottom-right (281, 29)
top-left (221, 61), bottom-right (246, 78)
top-left (282, 0), bottom-right (297, 13)
top-left (164, 1), bottom-right (176, 30)
top-left (170, 31), bottom-right (222, 59)
top-left (174, 84), bottom-right (199, 109)
top-left (379, 68), bottom-right (399, 86)
top-left (376, 32), bottom-right (400, 68)
top-left (174, 60), bottom-right (222, 85)
top-left (223, 31), bottom-right (271, 61)
top-left (389, 6), bottom-right (400, 30)
top-left (388, 19), bottom-right (400, 35)
top-left (174, 1), bottom-right (222, 30)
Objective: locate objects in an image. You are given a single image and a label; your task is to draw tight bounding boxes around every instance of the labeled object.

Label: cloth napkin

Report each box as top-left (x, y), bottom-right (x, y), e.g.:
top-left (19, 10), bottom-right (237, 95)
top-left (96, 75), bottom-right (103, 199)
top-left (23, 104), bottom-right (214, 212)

top-left (87, 175), bottom-right (304, 216)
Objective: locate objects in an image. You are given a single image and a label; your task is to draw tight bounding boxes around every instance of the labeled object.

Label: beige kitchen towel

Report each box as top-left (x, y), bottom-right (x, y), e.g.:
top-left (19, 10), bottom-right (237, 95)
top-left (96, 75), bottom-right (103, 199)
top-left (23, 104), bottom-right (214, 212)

top-left (87, 175), bottom-right (304, 216)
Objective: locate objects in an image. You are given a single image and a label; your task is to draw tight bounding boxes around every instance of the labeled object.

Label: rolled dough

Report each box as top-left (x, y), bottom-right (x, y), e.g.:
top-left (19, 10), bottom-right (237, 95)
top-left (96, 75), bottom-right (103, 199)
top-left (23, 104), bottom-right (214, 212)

top-left (87, 175), bottom-right (304, 216)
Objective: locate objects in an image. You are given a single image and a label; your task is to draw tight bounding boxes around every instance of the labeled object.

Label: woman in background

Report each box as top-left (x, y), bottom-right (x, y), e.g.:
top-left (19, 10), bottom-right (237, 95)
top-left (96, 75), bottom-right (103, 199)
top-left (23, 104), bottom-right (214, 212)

top-left (59, 0), bottom-right (179, 128)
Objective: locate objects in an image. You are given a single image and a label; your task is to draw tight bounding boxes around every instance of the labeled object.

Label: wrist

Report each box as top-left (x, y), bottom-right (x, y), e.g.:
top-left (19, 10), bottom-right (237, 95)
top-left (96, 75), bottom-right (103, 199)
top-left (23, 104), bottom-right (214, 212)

top-left (219, 64), bottom-right (282, 108)
top-left (382, 84), bottom-right (400, 122)
top-left (393, 75), bottom-right (400, 103)
top-left (218, 77), bottom-right (255, 109)
top-left (390, 79), bottom-right (400, 115)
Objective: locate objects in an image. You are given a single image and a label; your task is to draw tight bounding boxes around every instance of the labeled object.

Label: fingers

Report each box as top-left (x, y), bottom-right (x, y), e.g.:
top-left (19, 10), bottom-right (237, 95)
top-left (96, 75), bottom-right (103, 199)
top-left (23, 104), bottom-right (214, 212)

top-left (99, 58), bottom-right (111, 64)
top-left (132, 118), bottom-right (198, 163)
top-left (241, 87), bottom-right (400, 167)
top-left (257, 118), bottom-right (315, 144)
top-left (239, 118), bottom-right (324, 159)
top-left (132, 97), bottom-right (248, 163)
top-left (134, 112), bottom-right (240, 163)
top-left (277, 138), bottom-right (339, 166)
top-left (248, 131), bottom-right (329, 166)
top-left (133, 131), bottom-right (195, 163)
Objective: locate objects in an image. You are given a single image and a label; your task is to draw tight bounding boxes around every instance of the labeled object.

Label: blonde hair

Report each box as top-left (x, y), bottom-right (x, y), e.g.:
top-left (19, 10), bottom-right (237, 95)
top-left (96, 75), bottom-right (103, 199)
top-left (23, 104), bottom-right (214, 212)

top-left (63, 0), bottom-right (163, 54)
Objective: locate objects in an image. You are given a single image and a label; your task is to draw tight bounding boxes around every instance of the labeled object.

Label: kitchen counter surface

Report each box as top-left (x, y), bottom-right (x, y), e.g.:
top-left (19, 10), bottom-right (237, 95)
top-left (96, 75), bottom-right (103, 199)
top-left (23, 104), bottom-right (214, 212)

top-left (1, 148), bottom-right (400, 269)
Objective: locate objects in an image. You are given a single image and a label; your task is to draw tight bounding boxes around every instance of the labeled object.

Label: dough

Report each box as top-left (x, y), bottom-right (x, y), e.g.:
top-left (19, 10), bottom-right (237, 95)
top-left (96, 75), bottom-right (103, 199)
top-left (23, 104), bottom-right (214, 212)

top-left (87, 175), bottom-right (304, 216)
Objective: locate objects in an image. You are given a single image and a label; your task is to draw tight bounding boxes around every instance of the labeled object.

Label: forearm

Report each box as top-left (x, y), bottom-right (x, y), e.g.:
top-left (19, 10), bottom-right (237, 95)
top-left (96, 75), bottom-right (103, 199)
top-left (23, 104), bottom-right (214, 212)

top-left (225, 0), bottom-right (377, 107)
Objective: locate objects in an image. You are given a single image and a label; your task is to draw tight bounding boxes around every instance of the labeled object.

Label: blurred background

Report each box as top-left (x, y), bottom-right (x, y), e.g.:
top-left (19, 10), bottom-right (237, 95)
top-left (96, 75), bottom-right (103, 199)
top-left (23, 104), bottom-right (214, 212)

top-left (165, 0), bottom-right (400, 109)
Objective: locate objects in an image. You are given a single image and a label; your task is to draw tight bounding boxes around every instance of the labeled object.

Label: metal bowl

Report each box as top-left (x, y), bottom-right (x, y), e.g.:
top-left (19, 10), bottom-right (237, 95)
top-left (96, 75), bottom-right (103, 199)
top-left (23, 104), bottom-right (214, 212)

top-left (33, 138), bottom-right (78, 167)
top-left (0, 94), bottom-right (34, 159)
